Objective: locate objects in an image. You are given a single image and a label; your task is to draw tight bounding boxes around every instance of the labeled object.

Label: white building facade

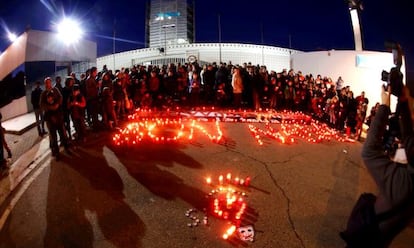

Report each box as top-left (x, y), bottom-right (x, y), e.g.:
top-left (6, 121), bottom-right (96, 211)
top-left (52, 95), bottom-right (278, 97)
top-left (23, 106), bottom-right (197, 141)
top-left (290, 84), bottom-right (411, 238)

top-left (97, 42), bottom-right (301, 73)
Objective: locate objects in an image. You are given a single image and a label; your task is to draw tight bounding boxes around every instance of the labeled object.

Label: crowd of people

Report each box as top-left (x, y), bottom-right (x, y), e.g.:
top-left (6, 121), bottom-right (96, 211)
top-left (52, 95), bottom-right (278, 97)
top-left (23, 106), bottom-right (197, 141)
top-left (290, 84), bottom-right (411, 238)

top-left (93, 62), bottom-right (372, 138)
top-left (27, 61), bottom-right (377, 159)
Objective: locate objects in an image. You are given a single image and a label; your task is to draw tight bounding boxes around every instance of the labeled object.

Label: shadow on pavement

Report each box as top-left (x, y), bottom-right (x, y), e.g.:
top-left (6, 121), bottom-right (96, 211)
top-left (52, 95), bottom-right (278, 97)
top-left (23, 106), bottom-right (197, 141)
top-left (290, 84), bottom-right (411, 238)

top-left (316, 146), bottom-right (362, 247)
top-left (43, 138), bottom-right (145, 248)
top-left (110, 141), bottom-right (208, 211)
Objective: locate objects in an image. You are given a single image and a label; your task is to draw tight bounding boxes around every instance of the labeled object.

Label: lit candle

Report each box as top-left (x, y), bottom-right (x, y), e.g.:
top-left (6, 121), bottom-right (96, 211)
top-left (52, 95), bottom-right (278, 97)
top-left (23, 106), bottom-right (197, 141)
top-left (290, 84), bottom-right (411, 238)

top-left (219, 175), bottom-right (224, 184)
top-left (222, 225), bottom-right (236, 240)
top-left (245, 176), bottom-right (251, 186)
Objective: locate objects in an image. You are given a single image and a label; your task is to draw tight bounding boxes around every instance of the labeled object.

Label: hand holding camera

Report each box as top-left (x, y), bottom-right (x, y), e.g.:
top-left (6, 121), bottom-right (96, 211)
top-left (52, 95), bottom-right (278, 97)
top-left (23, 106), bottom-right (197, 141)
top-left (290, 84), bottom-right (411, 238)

top-left (381, 85), bottom-right (391, 107)
top-left (381, 41), bottom-right (404, 97)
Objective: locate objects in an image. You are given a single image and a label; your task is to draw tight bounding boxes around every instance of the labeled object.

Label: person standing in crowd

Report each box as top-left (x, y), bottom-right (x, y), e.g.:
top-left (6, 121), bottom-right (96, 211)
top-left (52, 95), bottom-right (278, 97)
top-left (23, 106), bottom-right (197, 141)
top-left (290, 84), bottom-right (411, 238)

top-left (355, 91), bottom-right (369, 140)
top-left (85, 67), bottom-right (100, 130)
top-left (61, 76), bottom-right (74, 140)
top-left (337, 87), bottom-right (349, 132)
top-left (176, 66), bottom-right (189, 106)
top-left (216, 63), bottom-right (231, 105)
top-left (268, 76), bottom-right (278, 109)
top-left (70, 72), bottom-right (80, 86)
top-left (79, 72), bottom-right (88, 124)
top-left (79, 72), bottom-right (87, 102)
top-left (163, 69), bottom-right (176, 103)
top-left (40, 77), bottom-right (70, 160)
top-left (336, 76), bottom-right (344, 96)
top-left (202, 64), bottom-right (216, 105)
top-left (360, 85), bottom-right (414, 246)
top-left (231, 66), bottom-right (244, 109)
top-left (31, 81), bottom-right (47, 136)
top-left (284, 80), bottom-right (296, 111)
top-left (0, 112), bottom-right (12, 172)
top-left (148, 69), bottom-right (161, 105)
top-left (101, 86), bottom-right (118, 130)
top-left (356, 91), bottom-right (369, 115)
top-left (189, 71), bottom-right (201, 108)
top-left (113, 72), bottom-right (126, 120)
top-left (68, 84), bottom-right (87, 143)
top-left (54, 76), bottom-right (63, 93)
top-left (252, 66), bottom-right (267, 110)
top-left (328, 95), bottom-right (340, 128)
top-left (345, 90), bottom-right (358, 137)
top-left (100, 72), bottom-right (113, 93)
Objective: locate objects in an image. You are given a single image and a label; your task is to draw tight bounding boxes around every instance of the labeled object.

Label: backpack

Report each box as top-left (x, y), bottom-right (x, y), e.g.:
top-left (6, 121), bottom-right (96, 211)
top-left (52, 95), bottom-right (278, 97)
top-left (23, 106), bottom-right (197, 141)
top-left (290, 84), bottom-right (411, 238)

top-left (339, 193), bottom-right (383, 248)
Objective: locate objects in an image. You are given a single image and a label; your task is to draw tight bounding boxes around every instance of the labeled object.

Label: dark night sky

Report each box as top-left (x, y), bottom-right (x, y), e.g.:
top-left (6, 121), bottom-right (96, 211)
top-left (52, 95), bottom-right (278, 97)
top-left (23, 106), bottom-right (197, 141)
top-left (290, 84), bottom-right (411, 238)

top-left (1, 0), bottom-right (413, 80)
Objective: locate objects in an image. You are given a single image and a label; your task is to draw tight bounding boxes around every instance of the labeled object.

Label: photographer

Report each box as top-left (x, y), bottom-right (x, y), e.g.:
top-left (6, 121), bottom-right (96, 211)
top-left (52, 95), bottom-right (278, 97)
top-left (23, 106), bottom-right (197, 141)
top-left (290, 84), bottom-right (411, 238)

top-left (361, 84), bottom-right (414, 246)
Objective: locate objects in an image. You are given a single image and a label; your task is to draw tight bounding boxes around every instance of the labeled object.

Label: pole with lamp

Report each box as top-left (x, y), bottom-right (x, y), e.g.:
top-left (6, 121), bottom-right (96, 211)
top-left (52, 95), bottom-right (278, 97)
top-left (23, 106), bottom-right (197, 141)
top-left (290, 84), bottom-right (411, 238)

top-left (161, 24), bottom-right (176, 57)
top-left (348, 0), bottom-right (364, 51)
top-left (113, 18), bottom-right (116, 70)
top-left (260, 21), bottom-right (264, 66)
top-left (218, 13), bottom-right (222, 63)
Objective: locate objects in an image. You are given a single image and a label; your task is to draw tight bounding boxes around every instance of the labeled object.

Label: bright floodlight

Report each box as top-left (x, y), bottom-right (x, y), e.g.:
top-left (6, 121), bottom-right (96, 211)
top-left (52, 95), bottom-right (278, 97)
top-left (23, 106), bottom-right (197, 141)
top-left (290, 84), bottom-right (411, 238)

top-left (57, 18), bottom-right (83, 45)
top-left (8, 32), bottom-right (17, 42)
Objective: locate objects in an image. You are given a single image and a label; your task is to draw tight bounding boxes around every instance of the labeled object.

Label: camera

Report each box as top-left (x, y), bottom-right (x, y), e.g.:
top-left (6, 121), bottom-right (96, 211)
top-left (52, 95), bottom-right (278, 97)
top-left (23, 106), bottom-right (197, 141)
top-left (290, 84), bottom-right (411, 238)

top-left (381, 41), bottom-right (404, 97)
top-left (381, 41), bottom-right (405, 155)
top-left (383, 113), bottom-right (401, 156)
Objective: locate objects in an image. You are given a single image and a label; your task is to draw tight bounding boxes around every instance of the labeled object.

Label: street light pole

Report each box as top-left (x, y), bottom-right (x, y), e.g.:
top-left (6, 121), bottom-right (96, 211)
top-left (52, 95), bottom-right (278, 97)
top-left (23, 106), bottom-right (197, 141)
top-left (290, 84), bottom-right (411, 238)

top-left (113, 19), bottom-right (116, 70)
top-left (161, 24), bottom-right (176, 57)
top-left (261, 21), bottom-right (264, 65)
top-left (348, 0), bottom-right (363, 51)
top-left (164, 28), bottom-right (167, 56)
top-left (218, 13), bottom-right (222, 63)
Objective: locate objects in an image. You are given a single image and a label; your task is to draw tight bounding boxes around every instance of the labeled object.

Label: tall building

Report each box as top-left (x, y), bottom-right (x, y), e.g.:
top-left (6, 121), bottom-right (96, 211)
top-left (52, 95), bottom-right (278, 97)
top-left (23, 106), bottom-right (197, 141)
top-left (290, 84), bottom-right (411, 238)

top-left (145, 0), bottom-right (194, 49)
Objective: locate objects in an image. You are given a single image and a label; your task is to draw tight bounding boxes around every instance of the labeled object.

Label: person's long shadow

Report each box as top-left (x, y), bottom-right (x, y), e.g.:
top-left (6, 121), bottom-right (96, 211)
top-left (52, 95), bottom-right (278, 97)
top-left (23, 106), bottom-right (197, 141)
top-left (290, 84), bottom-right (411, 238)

top-left (109, 141), bottom-right (208, 211)
top-left (44, 138), bottom-right (145, 248)
top-left (315, 144), bottom-right (365, 247)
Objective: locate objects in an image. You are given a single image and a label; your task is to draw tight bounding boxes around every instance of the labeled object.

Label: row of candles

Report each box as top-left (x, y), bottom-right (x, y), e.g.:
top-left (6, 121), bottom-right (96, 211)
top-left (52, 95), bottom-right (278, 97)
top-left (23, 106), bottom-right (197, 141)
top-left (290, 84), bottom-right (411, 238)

top-left (248, 119), bottom-right (348, 145)
top-left (112, 117), bottom-right (223, 145)
top-left (206, 173), bottom-right (251, 187)
top-left (114, 108), bottom-right (350, 146)
top-left (125, 108), bottom-right (321, 124)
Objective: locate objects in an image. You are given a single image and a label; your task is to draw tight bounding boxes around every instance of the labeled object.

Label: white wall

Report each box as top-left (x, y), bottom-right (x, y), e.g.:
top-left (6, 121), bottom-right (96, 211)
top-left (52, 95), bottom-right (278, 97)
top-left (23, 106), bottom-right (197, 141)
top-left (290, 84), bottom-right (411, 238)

top-left (291, 50), bottom-right (405, 112)
top-left (98, 47), bottom-right (406, 112)
top-left (0, 96), bottom-right (28, 121)
top-left (97, 43), bottom-right (300, 73)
